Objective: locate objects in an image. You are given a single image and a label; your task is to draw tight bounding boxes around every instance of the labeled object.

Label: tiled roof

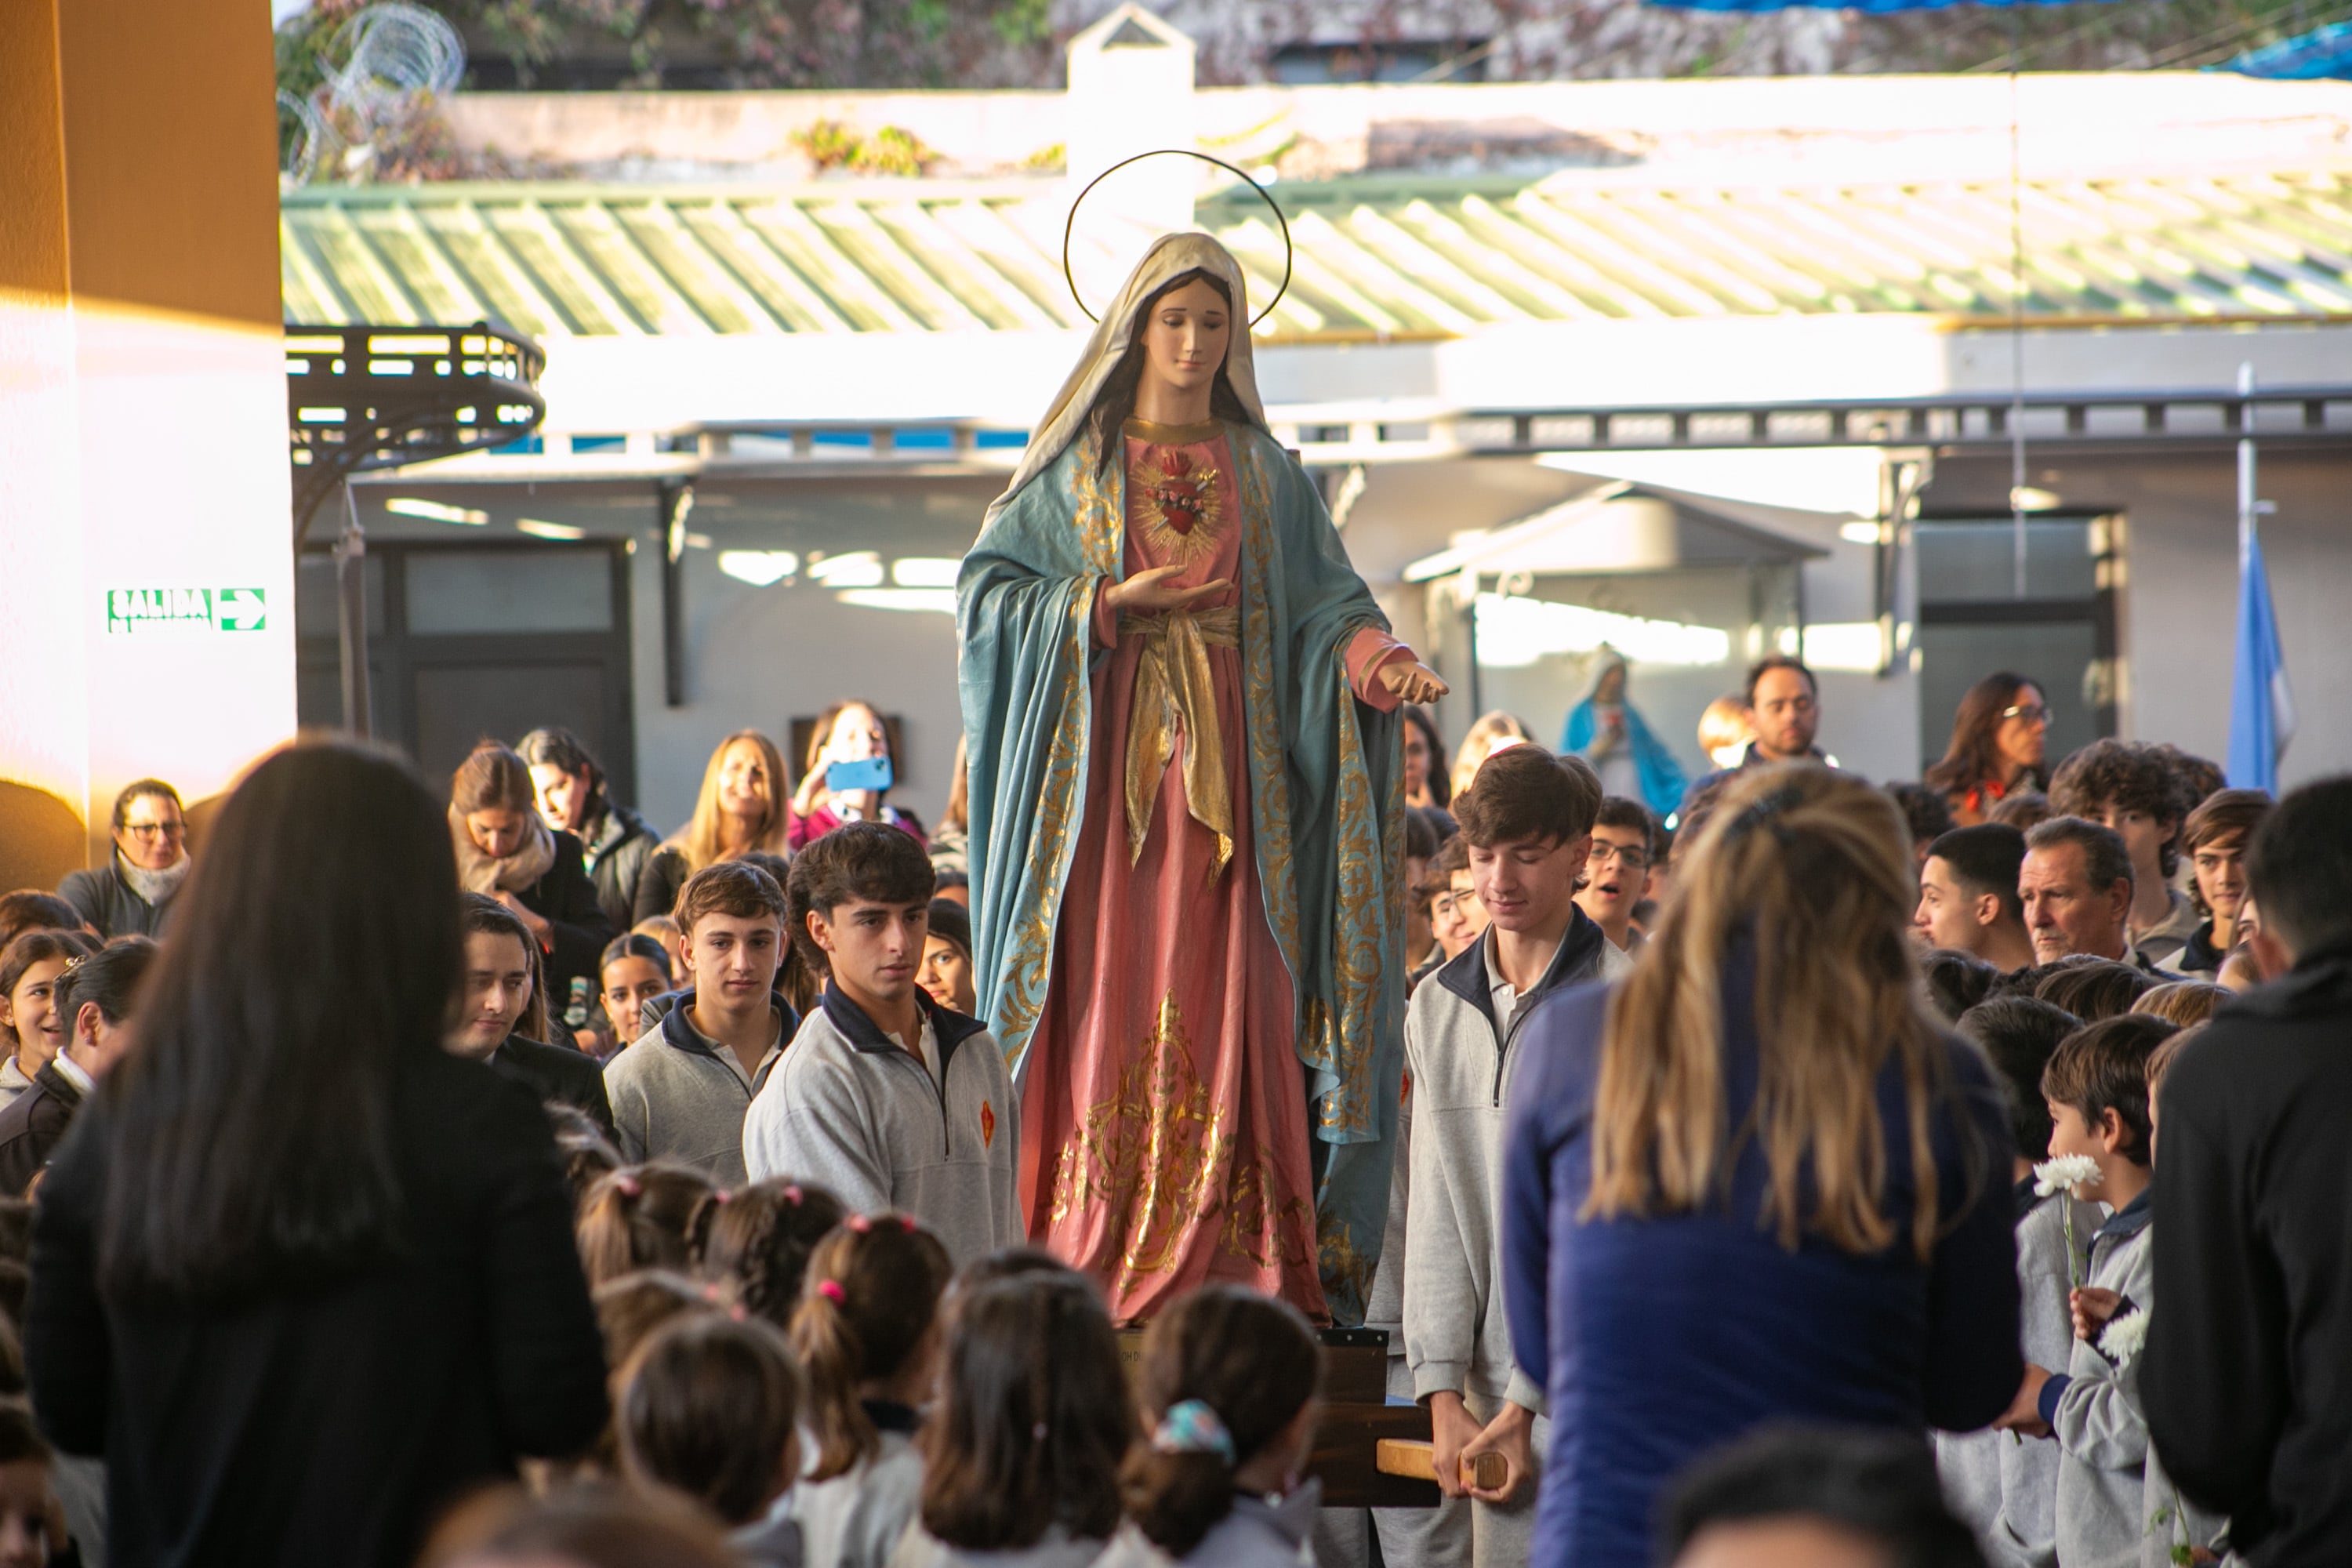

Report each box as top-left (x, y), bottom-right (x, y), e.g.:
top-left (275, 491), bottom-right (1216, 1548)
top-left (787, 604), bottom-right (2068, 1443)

top-left (281, 168), bottom-right (2352, 340)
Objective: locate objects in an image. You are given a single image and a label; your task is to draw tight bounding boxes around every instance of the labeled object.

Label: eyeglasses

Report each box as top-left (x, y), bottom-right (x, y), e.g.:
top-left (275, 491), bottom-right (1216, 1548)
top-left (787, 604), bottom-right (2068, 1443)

top-left (1588, 843), bottom-right (1651, 872)
top-left (1429, 891), bottom-right (1483, 918)
top-left (122, 822), bottom-right (185, 840)
top-left (1999, 703), bottom-right (2050, 724)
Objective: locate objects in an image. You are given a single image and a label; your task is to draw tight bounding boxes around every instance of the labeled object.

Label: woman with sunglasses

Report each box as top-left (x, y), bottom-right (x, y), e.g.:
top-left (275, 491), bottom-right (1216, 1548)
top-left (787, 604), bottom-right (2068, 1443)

top-left (58, 779), bottom-right (192, 938)
top-left (1925, 673), bottom-right (2051, 827)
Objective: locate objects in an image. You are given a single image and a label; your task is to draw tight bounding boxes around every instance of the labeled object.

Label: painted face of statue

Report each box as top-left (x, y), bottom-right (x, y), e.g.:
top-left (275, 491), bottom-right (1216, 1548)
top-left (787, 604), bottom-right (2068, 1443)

top-left (1139, 278), bottom-right (1231, 401)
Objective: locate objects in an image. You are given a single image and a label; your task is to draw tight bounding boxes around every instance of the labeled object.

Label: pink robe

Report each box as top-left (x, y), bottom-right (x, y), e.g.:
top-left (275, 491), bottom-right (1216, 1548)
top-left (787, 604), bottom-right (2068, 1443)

top-left (1021, 420), bottom-right (1404, 1323)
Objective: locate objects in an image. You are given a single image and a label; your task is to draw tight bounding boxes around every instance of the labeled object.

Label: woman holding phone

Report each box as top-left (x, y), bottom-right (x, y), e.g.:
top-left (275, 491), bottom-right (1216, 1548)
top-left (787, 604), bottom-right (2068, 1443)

top-left (789, 699), bottom-right (927, 851)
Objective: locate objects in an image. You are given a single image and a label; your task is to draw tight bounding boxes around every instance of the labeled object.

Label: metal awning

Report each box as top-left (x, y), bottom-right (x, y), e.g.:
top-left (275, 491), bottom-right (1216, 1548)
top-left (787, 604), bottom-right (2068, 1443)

top-left (1405, 481), bottom-right (1830, 582)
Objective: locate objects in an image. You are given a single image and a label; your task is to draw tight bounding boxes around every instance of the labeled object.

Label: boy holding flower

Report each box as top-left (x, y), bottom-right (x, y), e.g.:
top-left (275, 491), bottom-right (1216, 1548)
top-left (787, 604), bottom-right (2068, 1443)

top-left (1995, 1014), bottom-right (2183, 1568)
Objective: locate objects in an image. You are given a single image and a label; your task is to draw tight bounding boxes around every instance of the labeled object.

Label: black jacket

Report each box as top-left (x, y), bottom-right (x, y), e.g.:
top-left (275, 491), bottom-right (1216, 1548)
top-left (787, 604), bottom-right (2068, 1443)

top-left (490, 1033), bottom-right (615, 1136)
top-left (581, 805), bottom-right (659, 934)
top-left (24, 1051), bottom-right (608, 1568)
top-left (0, 1062), bottom-right (82, 1195)
top-left (633, 845), bottom-right (688, 926)
top-left (56, 862), bottom-right (175, 940)
top-left (516, 829), bottom-right (616, 1018)
top-left (2143, 946), bottom-right (2352, 1565)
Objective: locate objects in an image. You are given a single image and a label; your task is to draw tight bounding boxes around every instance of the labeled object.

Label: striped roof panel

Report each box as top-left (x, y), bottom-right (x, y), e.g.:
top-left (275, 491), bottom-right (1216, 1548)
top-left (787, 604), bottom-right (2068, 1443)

top-left (280, 170), bottom-right (2352, 339)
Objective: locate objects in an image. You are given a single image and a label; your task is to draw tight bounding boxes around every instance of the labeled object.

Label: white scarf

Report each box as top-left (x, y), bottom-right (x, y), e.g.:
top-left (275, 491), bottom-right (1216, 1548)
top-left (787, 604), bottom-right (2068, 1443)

top-left (448, 807), bottom-right (558, 895)
top-left (118, 850), bottom-right (192, 908)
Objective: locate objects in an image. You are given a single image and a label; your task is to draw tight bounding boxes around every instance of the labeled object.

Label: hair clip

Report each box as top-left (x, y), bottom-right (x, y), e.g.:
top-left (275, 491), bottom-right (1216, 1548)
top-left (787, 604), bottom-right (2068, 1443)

top-left (1733, 784), bottom-right (1804, 845)
top-left (847, 1214), bottom-right (873, 1234)
top-left (783, 1185), bottom-right (804, 1205)
top-left (615, 1174), bottom-right (642, 1197)
top-left (1152, 1400), bottom-right (1236, 1465)
top-left (818, 1279), bottom-right (847, 1305)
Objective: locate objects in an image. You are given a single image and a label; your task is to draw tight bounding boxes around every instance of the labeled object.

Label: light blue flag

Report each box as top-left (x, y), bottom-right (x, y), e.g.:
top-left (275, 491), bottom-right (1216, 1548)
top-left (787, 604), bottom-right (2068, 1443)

top-left (2227, 525), bottom-right (2296, 793)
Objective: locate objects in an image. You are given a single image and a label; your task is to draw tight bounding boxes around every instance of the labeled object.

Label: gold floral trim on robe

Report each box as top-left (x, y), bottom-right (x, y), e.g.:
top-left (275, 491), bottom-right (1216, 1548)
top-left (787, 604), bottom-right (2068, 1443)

top-left (1316, 638), bottom-right (1396, 1140)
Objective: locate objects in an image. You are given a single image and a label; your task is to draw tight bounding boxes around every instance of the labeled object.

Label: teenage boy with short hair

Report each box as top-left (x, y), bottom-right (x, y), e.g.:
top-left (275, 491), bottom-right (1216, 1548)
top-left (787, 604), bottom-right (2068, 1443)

top-left (604, 862), bottom-right (793, 1182)
top-left (451, 895), bottom-right (615, 1135)
top-left (1916, 823), bottom-right (2037, 975)
top-left (1576, 797), bottom-right (1653, 974)
top-left (1401, 742), bottom-right (1607, 1566)
top-left (2049, 741), bottom-right (2197, 970)
top-left (741, 822), bottom-right (1018, 1267)
top-left (1993, 1014), bottom-right (2176, 1568)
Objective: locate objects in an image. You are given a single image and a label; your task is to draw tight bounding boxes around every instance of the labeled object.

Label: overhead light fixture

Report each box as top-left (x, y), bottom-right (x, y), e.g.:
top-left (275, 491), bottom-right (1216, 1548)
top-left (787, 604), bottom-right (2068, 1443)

top-left (2009, 486), bottom-right (2062, 513)
top-left (891, 557), bottom-right (963, 588)
top-left (387, 497), bottom-right (488, 526)
top-left (1839, 521), bottom-right (1886, 545)
top-left (719, 550), bottom-right (800, 587)
top-left (808, 550), bottom-right (885, 588)
top-left (1472, 593), bottom-right (1730, 670)
top-left (836, 589), bottom-right (958, 615)
top-left (517, 519), bottom-right (586, 541)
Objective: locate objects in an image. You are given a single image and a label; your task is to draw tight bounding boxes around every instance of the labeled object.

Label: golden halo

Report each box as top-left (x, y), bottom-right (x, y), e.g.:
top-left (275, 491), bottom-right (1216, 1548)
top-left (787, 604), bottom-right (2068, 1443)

top-left (1060, 149), bottom-right (1294, 328)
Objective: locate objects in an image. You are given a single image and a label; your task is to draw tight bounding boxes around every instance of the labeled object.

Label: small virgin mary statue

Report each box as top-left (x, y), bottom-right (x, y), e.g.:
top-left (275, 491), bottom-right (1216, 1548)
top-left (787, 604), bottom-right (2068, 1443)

top-left (957, 233), bottom-right (1446, 1323)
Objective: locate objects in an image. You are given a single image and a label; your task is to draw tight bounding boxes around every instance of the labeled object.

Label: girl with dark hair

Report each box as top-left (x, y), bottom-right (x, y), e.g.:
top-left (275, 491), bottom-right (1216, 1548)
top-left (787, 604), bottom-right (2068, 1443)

top-left (24, 739), bottom-right (608, 1568)
top-left (618, 1314), bottom-right (805, 1568)
top-left (0, 931), bottom-right (98, 1110)
top-left (520, 726), bottom-right (662, 934)
top-left (1402, 706), bottom-right (1450, 810)
top-left (1926, 672), bottom-right (2050, 826)
top-left (791, 1214), bottom-right (952, 1568)
top-left (690, 1178), bottom-right (846, 1329)
top-left (960, 234), bottom-right (1440, 1323)
top-left (450, 741), bottom-right (615, 1018)
top-left (1117, 1283), bottom-right (1323, 1565)
top-left (598, 933), bottom-right (676, 1055)
top-left (898, 1272), bottom-right (1131, 1568)
top-left (0, 936), bottom-right (157, 1195)
top-left (575, 1163), bottom-right (718, 1289)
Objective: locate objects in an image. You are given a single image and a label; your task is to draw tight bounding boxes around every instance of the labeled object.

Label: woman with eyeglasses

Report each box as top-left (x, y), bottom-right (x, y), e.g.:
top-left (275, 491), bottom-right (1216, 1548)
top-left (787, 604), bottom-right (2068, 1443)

top-left (1925, 673), bottom-right (2051, 827)
top-left (58, 779), bottom-right (192, 939)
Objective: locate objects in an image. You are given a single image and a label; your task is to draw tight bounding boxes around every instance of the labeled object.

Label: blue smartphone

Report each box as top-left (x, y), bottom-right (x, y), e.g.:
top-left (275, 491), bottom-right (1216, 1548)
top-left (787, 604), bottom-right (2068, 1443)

top-left (826, 756), bottom-right (894, 793)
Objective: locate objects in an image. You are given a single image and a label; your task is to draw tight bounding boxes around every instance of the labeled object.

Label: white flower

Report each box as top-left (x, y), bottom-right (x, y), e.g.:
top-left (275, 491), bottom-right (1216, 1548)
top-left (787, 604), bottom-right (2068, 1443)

top-left (2102, 1307), bottom-right (2150, 1367)
top-left (2034, 1154), bottom-right (2103, 1199)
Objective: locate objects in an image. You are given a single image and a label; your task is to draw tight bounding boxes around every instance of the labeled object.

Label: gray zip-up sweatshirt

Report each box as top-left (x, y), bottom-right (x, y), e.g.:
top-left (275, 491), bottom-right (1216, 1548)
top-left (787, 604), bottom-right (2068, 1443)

top-left (1403, 914), bottom-right (1609, 1411)
top-left (602, 990), bottom-right (790, 1183)
top-left (1937, 1183), bottom-right (2099, 1568)
top-left (2039, 1192), bottom-right (2155, 1568)
top-left (742, 984), bottom-right (1021, 1267)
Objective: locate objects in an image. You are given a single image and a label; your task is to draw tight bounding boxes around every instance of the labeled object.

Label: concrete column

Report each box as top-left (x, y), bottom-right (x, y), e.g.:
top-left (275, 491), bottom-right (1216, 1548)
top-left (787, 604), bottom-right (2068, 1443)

top-left (0, 0), bottom-right (295, 889)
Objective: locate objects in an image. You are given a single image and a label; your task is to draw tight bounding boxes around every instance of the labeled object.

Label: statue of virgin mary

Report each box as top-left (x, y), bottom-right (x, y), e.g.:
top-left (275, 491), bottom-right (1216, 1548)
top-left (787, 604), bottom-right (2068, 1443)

top-left (956, 232), bottom-right (1446, 1323)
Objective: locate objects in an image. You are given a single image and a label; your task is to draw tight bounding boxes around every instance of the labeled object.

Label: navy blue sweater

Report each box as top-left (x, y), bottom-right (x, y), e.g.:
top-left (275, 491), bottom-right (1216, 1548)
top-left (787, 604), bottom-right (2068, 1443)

top-left (1501, 965), bottom-right (2021, 1568)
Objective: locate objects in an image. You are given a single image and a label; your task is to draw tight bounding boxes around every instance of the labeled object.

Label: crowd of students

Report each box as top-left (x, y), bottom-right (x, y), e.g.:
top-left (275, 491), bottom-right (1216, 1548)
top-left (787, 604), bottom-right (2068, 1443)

top-left (0, 652), bottom-right (2344, 1568)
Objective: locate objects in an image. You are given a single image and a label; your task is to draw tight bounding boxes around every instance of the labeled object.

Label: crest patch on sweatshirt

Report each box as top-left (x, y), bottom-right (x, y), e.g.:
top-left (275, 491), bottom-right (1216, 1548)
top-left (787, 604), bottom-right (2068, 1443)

top-left (980, 1099), bottom-right (996, 1149)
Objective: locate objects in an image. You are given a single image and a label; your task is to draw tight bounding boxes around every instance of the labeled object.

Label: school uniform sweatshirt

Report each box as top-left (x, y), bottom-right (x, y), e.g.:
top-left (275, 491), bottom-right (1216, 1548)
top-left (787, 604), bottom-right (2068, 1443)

top-left (742, 984), bottom-right (1020, 1267)
top-left (2037, 1192), bottom-right (2155, 1568)
top-left (602, 990), bottom-right (790, 1184)
top-left (1403, 913), bottom-right (1610, 1411)
top-left (1936, 1183), bottom-right (2098, 1568)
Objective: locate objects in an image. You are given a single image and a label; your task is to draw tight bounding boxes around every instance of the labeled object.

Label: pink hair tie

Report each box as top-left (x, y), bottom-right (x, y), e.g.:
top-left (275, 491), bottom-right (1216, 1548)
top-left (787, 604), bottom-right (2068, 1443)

top-left (899, 1216), bottom-right (918, 1234)
top-left (847, 1214), bottom-right (873, 1234)
top-left (615, 1174), bottom-right (641, 1197)
top-left (701, 1282), bottom-right (727, 1303)
top-left (818, 1279), bottom-right (847, 1305)
top-left (712, 1189), bottom-right (733, 1204)
top-left (783, 1185), bottom-right (804, 1205)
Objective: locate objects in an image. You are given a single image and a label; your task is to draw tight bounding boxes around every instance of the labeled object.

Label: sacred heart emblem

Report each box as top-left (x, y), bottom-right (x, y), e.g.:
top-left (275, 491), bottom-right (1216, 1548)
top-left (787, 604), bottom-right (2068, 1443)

top-left (980, 1100), bottom-right (996, 1149)
top-left (1135, 445), bottom-right (1225, 565)
top-left (1150, 451), bottom-right (1209, 535)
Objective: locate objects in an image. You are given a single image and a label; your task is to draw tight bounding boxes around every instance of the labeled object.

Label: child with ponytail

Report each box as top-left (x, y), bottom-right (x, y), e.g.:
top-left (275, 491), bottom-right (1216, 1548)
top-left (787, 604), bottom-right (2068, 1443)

top-left (896, 1271), bottom-right (1132, 1568)
top-left (1116, 1285), bottom-right (1324, 1568)
top-left (690, 1178), bottom-right (847, 1329)
top-left (792, 1213), bottom-right (952, 1568)
top-left (575, 1163), bottom-right (717, 1289)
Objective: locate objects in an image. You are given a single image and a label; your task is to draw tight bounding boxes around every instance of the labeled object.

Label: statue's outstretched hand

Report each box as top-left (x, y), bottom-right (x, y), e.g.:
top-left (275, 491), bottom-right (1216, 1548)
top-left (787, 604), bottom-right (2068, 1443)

top-left (1104, 564), bottom-right (1232, 615)
top-left (1379, 659), bottom-right (1450, 706)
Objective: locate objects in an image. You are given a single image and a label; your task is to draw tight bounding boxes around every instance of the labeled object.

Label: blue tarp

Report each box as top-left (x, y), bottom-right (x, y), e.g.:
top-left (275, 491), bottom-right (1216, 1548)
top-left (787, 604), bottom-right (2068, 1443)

top-left (2228, 20), bottom-right (2352, 78)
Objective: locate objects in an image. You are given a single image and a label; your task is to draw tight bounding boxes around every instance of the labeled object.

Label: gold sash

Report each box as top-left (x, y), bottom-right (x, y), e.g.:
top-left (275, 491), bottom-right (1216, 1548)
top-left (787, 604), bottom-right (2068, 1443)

top-left (1124, 604), bottom-right (1240, 880)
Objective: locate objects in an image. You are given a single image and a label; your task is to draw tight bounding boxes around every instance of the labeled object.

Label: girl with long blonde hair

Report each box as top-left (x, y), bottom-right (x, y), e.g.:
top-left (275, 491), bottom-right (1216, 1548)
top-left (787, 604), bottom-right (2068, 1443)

top-left (1499, 764), bottom-right (2020, 1566)
top-left (633, 730), bottom-right (796, 924)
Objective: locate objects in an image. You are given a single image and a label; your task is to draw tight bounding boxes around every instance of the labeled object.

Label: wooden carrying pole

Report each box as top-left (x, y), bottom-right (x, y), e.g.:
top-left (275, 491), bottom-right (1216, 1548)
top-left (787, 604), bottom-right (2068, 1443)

top-left (1375, 1439), bottom-right (1510, 1493)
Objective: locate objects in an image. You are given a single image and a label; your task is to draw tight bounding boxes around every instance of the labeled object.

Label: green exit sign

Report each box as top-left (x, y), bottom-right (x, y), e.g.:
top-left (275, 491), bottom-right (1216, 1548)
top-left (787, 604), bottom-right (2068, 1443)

top-left (104, 588), bottom-right (267, 634)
